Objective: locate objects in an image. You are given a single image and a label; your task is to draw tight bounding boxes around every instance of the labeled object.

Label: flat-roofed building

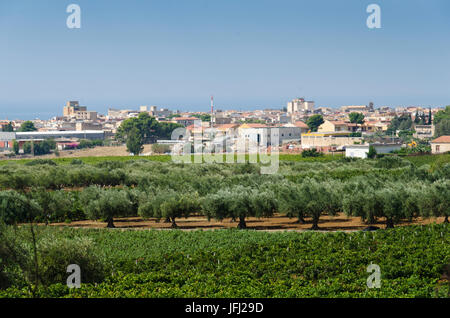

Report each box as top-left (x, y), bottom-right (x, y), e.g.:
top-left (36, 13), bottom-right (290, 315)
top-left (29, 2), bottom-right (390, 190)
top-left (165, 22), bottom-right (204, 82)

top-left (431, 136), bottom-right (450, 154)
top-left (63, 101), bottom-right (97, 120)
top-left (301, 131), bottom-right (362, 148)
top-left (238, 123), bottom-right (302, 146)
top-left (173, 117), bottom-right (198, 127)
top-left (340, 105), bottom-right (368, 112)
top-left (63, 101), bottom-right (86, 116)
top-left (75, 122), bottom-right (103, 131)
top-left (287, 98), bottom-right (315, 113)
top-left (413, 124), bottom-right (434, 139)
top-left (0, 132), bottom-right (15, 151)
top-left (345, 143), bottom-right (402, 158)
top-left (15, 130), bottom-right (105, 141)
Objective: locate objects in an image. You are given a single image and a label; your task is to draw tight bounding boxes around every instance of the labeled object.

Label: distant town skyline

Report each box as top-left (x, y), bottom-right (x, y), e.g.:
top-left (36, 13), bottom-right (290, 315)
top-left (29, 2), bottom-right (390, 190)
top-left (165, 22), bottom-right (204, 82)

top-left (1, 0), bottom-right (450, 119)
top-left (1, 97), bottom-right (448, 121)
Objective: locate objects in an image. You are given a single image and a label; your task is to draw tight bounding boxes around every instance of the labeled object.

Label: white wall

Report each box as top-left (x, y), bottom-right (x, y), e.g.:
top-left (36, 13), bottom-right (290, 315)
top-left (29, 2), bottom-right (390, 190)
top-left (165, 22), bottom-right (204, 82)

top-left (345, 147), bottom-right (369, 158)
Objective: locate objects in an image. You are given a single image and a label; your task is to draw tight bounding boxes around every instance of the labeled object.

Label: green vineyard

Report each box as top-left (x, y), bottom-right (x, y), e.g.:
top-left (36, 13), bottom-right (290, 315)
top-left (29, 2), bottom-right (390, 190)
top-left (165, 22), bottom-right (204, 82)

top-left (0, 154), bottom-right (449, 298)
top-left (0, 224), bottom-right (448, 298)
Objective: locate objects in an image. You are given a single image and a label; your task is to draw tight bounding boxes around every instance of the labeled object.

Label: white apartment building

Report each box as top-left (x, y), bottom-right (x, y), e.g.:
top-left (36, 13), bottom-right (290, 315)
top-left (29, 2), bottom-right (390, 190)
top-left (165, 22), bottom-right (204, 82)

top-left (287, 98), bottom-right (315, 113)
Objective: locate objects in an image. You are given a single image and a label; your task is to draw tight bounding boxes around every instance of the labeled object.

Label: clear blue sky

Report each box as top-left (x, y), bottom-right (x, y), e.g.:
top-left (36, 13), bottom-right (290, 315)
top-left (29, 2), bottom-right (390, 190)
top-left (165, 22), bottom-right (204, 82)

top-left (1, 0), bottom-right (449, 119)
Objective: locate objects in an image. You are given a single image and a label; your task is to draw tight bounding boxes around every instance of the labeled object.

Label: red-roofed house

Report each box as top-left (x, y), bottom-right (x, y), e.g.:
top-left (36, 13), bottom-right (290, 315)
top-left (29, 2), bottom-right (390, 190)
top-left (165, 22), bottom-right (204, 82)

top-left (431, 136), bottom-right (450, 154)
top-left (293, 121), bottom-right (309, 131)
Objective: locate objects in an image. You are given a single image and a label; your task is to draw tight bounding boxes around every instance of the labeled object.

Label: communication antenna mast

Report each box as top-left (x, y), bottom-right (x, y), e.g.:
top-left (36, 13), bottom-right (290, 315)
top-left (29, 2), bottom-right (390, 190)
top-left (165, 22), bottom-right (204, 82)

top-left (210, 95), bottom-right (214, 127)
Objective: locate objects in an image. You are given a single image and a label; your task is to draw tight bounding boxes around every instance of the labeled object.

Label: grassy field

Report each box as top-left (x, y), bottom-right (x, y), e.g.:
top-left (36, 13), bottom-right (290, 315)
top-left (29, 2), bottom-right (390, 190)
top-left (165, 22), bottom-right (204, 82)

top-left (0, 153), bottom-right (343, 166)
top-left (1, 152), bottom-right (449, 167)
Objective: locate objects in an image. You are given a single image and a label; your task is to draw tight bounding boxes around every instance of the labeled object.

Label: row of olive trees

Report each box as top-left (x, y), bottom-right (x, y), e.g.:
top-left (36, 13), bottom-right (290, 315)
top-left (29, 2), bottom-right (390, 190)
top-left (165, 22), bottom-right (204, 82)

top-left (1, 158), bottom-right (449, 191)
top-left (1, 179), bottom-right (448, 229)
top-left (342, 179), bottom-right (449, 228)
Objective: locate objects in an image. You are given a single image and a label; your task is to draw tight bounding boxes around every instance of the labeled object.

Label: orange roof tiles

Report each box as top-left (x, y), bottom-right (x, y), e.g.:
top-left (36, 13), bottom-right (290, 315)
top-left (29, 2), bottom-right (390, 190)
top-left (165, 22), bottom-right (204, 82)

top-left (431, 136), bottom-right (450, 143)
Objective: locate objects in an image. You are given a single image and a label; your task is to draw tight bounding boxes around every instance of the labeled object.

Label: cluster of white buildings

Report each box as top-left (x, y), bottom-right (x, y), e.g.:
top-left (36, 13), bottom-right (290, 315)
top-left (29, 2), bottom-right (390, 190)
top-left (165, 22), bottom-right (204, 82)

top-left (1, 98), bottom-right (448, 157)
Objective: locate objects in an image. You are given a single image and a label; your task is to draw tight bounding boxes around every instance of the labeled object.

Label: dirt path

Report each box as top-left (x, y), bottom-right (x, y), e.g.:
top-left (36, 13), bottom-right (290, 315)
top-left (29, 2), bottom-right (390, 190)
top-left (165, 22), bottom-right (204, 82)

top-left (48, 213), bottom-right (445, 232)
top-left (43, 145), bottom-right (154, 158)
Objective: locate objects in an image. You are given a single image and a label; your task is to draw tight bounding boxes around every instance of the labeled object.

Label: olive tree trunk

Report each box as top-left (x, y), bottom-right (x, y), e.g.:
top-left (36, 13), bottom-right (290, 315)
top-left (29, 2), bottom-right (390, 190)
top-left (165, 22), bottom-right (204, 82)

top-left (385, 218), bottom-right (394, 229)
top-left (310, 215), bottom-right (320, 230)
top-left (294, 216), bottom-right (306, 224)
top-left (106, 217), bottom-right (115, 228)
top-left (237, 216), bottom-right (247, 229)
top-left (171, 217), bottom-right (178, 229)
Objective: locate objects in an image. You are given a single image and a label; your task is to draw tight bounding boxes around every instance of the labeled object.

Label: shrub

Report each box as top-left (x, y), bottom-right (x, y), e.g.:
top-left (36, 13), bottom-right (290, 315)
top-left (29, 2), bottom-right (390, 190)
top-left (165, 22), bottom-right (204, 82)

top-left (25, 159), bottom-right (57, 166)
top-left (70, 159), bottom-right (83, 165)
top-left (375, 156), bottom-right (410, 169)
top-left (36, 235), bottom-right (105, 285)
top-left (367, 145), bottom-right (377, 159)
top-left (77, 139), bottom-right (104, 149)
top-left (301, 148), bottom-right (323, 158)
top-left (0, 191), bottom-right (41, 224)
top-left (29, 189), bottom-right (83, 223)
top-left (151, 144), bottom-right (171, 154)
top-left (22, 140), bottom-right (56, 156)
top-left (0, 222), bottom-right (29, 289)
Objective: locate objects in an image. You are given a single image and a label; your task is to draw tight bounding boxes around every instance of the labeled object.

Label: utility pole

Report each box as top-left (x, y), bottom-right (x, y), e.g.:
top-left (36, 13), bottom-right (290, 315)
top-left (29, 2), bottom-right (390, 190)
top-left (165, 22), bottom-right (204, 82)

top-left (210, 96), bottom-right (214, 128)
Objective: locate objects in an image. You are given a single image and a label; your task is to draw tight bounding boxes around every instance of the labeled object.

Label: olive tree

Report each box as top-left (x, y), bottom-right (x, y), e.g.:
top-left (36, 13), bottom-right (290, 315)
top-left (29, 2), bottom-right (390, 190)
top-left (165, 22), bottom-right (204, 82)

top-left (81, 186), bottom-right (133, 228)
top-left (297, 179), bottom-right (340, 230)
top-left (419, 180), bottom-right (450, 223)
top-left (0, 190), bottom-right (41, 224)
top-left (29, 188), bottom-right (74, 223)
top-left (376, 184), bottom-right (407, 229)
top-left (275, 181), bottom-right (308, 224)
top-left (202, 186), bottom-right (276, 229)
top-left (343, 185), bottom-right (383, 224)
top-left (402, 183), bottom-right (423, 221)
top-left (139, 190), bottom-right (200, 228)
top-left (432, 180), bottom-right (450, 223)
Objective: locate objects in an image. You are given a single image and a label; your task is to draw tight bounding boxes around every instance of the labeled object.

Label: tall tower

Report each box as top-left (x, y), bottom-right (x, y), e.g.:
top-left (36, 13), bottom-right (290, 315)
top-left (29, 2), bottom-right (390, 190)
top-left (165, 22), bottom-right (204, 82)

top-left (210, 96), bottom-right (214, 127)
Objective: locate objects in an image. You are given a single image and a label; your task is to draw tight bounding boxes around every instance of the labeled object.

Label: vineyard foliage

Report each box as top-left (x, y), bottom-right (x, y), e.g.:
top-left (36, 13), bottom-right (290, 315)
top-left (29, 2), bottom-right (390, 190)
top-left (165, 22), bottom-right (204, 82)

top-left (0, 154), bottom-right (449, 298)
top-left (0, 225), bottom-right (448, 297)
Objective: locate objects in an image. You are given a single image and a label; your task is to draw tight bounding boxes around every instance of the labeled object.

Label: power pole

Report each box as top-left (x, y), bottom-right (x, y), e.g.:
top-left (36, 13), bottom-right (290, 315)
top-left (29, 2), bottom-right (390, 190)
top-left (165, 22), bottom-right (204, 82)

top-left (210, 96), bottom-right (214, 128)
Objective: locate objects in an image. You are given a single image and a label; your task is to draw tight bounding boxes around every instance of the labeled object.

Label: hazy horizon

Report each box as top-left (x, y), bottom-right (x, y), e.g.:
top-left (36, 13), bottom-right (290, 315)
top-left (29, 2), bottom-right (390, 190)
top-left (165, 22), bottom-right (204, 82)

top-left (1, 0), bottom-right (450, 120)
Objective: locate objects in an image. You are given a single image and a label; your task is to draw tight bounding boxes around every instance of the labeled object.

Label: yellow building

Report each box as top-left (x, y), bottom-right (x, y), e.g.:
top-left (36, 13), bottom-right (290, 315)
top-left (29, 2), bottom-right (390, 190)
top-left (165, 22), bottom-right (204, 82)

top-left (301, 131), bottom-right (362, 148)
top-left (318, 120), bottom-right (349, 132)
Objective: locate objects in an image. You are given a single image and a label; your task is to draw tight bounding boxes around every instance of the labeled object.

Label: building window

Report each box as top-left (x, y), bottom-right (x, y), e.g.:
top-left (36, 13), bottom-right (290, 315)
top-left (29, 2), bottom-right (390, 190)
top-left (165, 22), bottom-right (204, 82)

top-left (436, 145), bottom-right (440, 152)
